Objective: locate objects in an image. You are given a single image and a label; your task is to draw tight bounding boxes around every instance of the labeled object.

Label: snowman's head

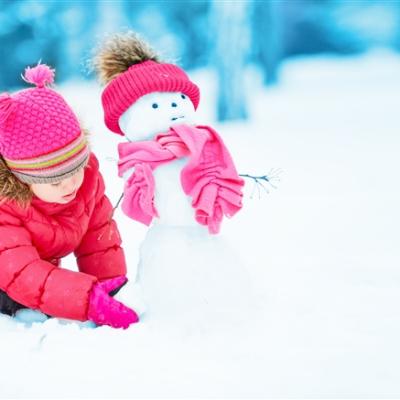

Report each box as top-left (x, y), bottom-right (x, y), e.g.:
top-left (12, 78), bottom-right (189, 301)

top-left (119, 91), bottom-right (196, 142)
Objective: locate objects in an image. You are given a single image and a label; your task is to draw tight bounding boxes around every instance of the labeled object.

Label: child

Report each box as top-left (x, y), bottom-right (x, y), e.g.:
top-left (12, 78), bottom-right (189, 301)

top-left (0, 63), bottom-right (138, 329)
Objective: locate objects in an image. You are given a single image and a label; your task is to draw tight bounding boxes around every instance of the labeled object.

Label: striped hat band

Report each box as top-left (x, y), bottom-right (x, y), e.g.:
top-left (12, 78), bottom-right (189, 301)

top-left (3, 131), bottom-right (90, 184)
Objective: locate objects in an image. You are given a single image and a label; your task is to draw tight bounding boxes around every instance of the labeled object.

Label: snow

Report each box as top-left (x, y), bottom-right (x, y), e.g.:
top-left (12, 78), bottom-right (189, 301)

top-left (1, 49), bottom-right (400, 398)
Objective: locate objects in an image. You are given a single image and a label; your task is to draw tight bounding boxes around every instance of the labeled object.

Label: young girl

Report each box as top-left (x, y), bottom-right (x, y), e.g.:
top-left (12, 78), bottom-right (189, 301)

top-left (0, 63), bottom-right (138, 329)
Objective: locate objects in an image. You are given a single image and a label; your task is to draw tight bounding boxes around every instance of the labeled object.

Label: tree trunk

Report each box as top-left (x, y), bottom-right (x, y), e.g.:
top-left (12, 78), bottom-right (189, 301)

top-left (211, 0), bottom-right (251, 122)
top-left (252, 0), bottom-right (283, 86)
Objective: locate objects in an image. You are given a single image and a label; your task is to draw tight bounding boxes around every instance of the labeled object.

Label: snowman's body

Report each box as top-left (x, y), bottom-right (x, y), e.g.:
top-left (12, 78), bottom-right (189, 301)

top-left (119, 92), bottom-right (252, 326)
top-left (153, 157), bottom-right (197, 227)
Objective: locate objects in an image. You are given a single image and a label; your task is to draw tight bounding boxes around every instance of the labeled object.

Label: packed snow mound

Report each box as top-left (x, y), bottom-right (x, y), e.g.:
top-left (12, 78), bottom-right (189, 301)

top-left (1, 51), bottom-right (400, 398)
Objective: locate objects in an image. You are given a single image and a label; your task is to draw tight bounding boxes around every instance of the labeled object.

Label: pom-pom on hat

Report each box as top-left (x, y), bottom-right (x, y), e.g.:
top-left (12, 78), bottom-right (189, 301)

top-left (0, 63), bottom-right (89, 184)
top-left (101, 60), bottom-right (200, 135)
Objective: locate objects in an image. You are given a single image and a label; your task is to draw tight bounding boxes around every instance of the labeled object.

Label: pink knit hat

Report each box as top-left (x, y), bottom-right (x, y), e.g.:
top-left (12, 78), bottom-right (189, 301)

top-left (101, 60), bottom-right (200, 135)
top-left (0, 64), bottom-right (89, 184)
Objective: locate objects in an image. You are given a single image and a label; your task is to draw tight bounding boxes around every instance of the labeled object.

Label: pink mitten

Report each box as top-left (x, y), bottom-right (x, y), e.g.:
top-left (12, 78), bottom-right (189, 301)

top-left (88, 276), bottom-right (139, 329)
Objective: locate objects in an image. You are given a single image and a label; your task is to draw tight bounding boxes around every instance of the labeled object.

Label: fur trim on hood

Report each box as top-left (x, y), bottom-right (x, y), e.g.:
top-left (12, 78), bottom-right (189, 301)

top-left (0, 156), bottom-right (32, 206)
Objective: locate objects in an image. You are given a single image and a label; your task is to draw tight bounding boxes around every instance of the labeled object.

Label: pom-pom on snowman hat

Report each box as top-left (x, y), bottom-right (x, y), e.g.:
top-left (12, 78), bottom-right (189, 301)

top-left (0, 63), bottom-right (89, 184)
top-left (93, 32), bottom-right (200, 135)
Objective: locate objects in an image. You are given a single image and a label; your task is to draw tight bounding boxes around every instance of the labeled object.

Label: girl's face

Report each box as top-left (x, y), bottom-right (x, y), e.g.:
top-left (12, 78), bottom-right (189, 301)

top-left (30, 167), bottom-right (85, 204)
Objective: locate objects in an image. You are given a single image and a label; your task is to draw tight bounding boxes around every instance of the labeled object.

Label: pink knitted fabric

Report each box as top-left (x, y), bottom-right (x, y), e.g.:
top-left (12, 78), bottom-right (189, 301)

top-left (0, 64), bottom-right (89, 184)
top-left (101, 61), bottom-right (200, 135)
top-left (118, 124), bottom-right (244, 234)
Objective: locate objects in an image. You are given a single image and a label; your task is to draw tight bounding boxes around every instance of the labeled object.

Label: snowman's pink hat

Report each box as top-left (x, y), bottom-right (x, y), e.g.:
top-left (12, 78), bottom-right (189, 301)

top-left (101, 60), bottom-right (200, 135)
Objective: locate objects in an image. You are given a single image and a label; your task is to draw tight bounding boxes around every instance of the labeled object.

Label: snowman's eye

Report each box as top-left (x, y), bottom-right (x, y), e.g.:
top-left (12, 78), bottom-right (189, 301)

top-left (181, 94), bottom-right (186, 99)
top-left (152, 103), bottom-right (159, 109)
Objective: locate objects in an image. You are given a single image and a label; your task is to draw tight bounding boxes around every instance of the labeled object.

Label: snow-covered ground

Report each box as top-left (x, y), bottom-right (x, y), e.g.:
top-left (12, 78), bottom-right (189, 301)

top-left (1, 49), bottom-right (400, 398)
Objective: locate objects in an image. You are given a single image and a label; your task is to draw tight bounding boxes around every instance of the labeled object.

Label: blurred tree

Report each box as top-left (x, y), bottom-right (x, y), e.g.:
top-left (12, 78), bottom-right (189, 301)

top-left (0, 1), bottom-right (104, 86)
top-left (123, 0), bottom-right (210, 70)
top-left (281, 0), bottom-right (347, 56)
top-left (0, 0), bottom-right (63, 89)
top-left (57, 2), bottom-right (99, 80)
top-left (2, 0), bottom-right (399, 94)
top-left (251, 0), bottom-right (283, 86)
top-left (97, 0), bottom-right (129, 37)
top-left (210, 0), bottom-right (251, 122)
top-left (162, 0), bottom-right (210, 69)
top-left (397, 3), bottom-right (400, 52)
top-left (0, 1), bottom-right (30, 89)
top-left (279, 0), bottom-right (395, 57)
top-left (123, 2), bottom-right (181, 64)
top-left (331, 0), bottom-right (400, 52)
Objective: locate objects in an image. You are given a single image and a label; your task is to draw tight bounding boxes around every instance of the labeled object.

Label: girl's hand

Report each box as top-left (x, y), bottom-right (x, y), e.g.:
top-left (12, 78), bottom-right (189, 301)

top-left (87, 276), bottom-right (139, 329)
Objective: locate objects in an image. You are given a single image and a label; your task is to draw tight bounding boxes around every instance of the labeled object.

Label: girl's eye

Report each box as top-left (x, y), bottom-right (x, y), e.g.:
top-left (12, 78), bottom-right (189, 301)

top-left (152, 103), bottom-right (159, 109)
top-left (51, 182), bottom-right (61, 187)
top-left (181, 94), bottom-right (186, 99)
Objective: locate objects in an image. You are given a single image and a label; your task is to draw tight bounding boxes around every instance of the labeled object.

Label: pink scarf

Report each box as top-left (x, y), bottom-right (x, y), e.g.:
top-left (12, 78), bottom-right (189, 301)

top-left (118, 124), bottom-right (244, 234)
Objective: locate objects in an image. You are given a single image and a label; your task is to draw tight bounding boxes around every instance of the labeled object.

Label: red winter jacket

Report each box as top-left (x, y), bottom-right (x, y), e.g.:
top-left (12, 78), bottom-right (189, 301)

top-left (0, 153), bottom-right (127, 321)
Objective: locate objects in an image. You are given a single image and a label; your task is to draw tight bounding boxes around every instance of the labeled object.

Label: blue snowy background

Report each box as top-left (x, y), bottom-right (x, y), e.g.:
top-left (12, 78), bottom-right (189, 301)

top-left (1, 1), bottom-right (400, 398)
top-left (1, 0), bottom-right (399, 120)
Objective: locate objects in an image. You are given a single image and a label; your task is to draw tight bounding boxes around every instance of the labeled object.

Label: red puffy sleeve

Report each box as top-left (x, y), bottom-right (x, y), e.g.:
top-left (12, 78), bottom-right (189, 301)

top-left (0, 213), bottom-right (97, 321)
top-left (74, 163), bottom-right (127, 281)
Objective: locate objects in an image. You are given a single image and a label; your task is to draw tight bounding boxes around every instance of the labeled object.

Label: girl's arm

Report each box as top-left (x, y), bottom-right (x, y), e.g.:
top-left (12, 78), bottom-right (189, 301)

top-left (74, 164), bottom-right (127, 281)
top-left (0, 219), bottom-right (97, 321)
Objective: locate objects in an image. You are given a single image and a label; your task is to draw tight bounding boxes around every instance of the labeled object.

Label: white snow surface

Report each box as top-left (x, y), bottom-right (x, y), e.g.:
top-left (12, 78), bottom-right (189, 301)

top-left (1, 50), bottom-right (400, 398)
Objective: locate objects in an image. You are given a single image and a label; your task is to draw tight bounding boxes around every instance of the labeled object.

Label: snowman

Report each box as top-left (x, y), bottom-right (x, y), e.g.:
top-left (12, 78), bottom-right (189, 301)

top-left (94, 33), bottom-right (253, 327)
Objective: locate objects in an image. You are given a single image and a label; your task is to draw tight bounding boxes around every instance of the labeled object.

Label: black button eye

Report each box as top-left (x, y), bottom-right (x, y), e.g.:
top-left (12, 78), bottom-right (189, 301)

top-left (152, 103), bottom-right (159, 109)
top-left (171, 102), bottom-right (177, 107)
top-left (181, 94), bottom-right (186, 99)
